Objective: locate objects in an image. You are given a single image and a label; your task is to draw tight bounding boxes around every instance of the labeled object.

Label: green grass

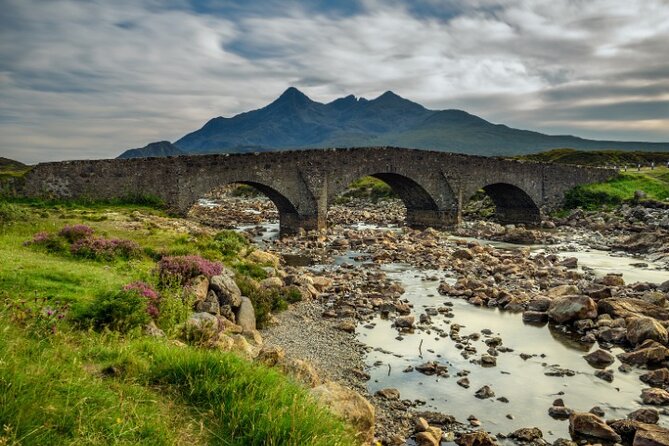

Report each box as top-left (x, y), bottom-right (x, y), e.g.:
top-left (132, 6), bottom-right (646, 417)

top-left (516, 148), bottom-right (669, 167)
top-left (0, 201), bottom-right (359, 446)
top-left (336, 176), bottom-right (395, 203)
top-left (564, 168), bottom-right (669, 209)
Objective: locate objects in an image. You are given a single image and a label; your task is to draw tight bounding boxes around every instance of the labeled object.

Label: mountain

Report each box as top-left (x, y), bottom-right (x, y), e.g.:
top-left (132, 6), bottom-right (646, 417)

top-left (0, 157), bottom-right (27, 170)
top-left (128, 88), bottom-right (669, 158)
top-left (118, 141), bottom-right (185, 159)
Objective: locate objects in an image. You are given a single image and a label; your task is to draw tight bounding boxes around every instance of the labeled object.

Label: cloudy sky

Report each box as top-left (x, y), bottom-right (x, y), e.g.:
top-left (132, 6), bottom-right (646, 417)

top-left (1, 0), bottom-right (668, 164)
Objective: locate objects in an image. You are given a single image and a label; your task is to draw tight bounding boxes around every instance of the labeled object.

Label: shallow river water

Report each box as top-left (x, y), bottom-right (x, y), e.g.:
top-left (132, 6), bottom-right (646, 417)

top-left (241, 221), bottom-right (668, 437)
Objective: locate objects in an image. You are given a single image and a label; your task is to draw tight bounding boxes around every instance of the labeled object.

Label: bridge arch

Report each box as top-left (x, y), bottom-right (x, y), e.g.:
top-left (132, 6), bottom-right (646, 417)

top-left (473, 182), bottom-right (541, 226)
top-left (328, 170), bottom-right (459, 228)
top-left (182, 176), bottom-right (313, 236)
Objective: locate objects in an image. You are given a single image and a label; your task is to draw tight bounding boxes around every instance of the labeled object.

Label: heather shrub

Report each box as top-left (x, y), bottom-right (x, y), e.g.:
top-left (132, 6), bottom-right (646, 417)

top-left (73, 282), bottom-right (159, 332)
top-left (70, 236), bottom-right (140, 261)
top-left (212, 230), bottom-right (248, 258)
top-left (58, 224), bottom-right (94, 242)
top-left (157, 255), bottom-right (222, 285)
top-left (24, 231), bottom-right (67, 254)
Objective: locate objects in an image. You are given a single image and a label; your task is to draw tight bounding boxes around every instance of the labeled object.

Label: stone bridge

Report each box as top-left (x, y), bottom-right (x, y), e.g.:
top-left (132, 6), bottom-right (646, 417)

top-left (22, 147), bottom-right (615, 235)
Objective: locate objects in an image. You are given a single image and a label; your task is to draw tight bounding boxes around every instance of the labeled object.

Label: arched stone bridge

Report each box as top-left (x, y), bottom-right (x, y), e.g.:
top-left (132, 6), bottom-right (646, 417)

top-left (22, 147), bottom-right (615, 235)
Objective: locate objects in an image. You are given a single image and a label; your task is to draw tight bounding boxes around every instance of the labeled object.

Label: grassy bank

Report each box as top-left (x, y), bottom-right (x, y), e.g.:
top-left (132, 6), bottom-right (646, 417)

top-left (515, 148), bottom-right (669, 167)
top-left (0, 200), bottom-right (357, 446)
top-left (564, 167), bottom-right (669, 209)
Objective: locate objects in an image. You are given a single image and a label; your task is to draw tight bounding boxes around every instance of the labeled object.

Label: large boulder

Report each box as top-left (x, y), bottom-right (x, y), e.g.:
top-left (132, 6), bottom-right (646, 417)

top-left (548, 295), bottom-right (597, 324)
top-left (235, 296), bottom-right (256, 332)
top-left (247, 250), bottom-right (280, 267)
top-left (618, 340), bottom-right (669, 366)
top-left (194, 289), bottom-right (220, 315)
top-left (311, 381), bottom-right (375, 444)
top-left (627, 317), bottom-right (669, 345)
top-left (569, 412), bottom-right (622, 442)
top-left (455, 431), bottom-right (498, 446)
top-left (210, 272), bottom-right (242, 308)
top-left (633, 424), bottom-right (669, 446)
top-left (583, 349), bottom-right (615, 367)
top-left (598, 298), bottom-right (669, 321)
top-left (189, 275), bottom-right (209, 301)
top-left (641, 388), bottom-right (669, 405)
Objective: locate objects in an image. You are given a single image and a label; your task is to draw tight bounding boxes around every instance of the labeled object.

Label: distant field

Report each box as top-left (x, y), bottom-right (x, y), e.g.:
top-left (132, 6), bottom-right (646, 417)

top-left (515, 148), bottom-right (669, 167)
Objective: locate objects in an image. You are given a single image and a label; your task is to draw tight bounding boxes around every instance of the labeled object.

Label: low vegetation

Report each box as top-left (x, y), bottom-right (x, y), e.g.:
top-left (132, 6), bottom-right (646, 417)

top-left (0, 198), bottom-right (357, 446)
top-left (516, 148), bottom-right (669, 167)
top-left (336, 176), bottom-right (396, 203)
top-left (564, 168), bottom-right (669, 210)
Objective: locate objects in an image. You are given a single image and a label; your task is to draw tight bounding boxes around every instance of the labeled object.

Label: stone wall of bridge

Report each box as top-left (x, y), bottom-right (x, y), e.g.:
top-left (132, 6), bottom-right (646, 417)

top-left (21, 147), bottom-right (616, 235)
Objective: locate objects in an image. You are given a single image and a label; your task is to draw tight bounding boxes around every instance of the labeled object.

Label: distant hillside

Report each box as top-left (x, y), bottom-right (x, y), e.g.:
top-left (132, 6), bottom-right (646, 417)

top-left (0, 157), bottom-right (30, 178)
top-left (117, 141), bottom-right (185, 159)
top-left (516, 148), bottom-right (669, 166)
top-left (169, 87), bottom-right (669, 156)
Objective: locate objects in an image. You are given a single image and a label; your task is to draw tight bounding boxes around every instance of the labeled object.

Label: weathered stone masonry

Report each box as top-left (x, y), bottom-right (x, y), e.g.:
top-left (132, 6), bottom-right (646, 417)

top-left (22, 147), bottom-right (615, 235)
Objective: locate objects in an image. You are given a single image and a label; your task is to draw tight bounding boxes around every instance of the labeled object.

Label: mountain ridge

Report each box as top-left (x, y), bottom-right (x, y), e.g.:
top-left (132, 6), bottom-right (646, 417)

top-left (119, 88), bottom-right (669, 158)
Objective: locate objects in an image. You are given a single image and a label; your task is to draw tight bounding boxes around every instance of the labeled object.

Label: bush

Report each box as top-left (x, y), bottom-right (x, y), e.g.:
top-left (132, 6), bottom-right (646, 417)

top-left (235, 275), bottom-right (301, 328)
top-left (0, 201), bottom-right (24, 225)
top-left (212, 230), bottom-right (248, 258)
top-left (58, 224), bottom-right (94, 242)
top-left (4, 296), bottom-right (69, 338)
top-left (73, 284), bottom-right (158, 332)
top-left (157, 255), bottom-right (222, 285)
top-left (70, 236), bottom-right (140, 261)
top-left (24, 231), bottom-right (68, 254)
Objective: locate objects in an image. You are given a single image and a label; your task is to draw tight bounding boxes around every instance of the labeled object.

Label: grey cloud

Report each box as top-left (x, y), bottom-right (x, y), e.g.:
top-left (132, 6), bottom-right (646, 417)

top-left (0, 0), bottom-right (668, 164)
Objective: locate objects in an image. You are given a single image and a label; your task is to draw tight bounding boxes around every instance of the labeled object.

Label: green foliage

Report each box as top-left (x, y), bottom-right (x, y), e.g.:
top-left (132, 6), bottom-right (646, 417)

top-left (233, 260), bottom-right (269, 280)
top-left (0, 200), bottom-right (25, 225)
top-left (72, 288), bottom-right (151, 333)
top-left (516, 148), bottom-right (669, 167)
top-left (156, 285), bottom-right (196, 336)
top-left (564, 170), bottom-right (669, 209)
top-left (235, 275), bottom-right (301, 328)
top-left (337, 176), bottom-right (395, 203)
top-left (213, 230), bottom-right (249, 258)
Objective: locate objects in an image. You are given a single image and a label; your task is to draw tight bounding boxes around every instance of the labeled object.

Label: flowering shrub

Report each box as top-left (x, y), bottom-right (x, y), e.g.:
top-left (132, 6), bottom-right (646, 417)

top-left (157, 255), bottom-right (222, 284)
top-left (58, 224), bottom-right (94, 242)
top-left (70, 236), bottom-right (140, 261)
top-left (23, 231), bottom-right (67, 253)
top-left (5, 296), bottom-right (69, 338)
top-left (123, 281), bottom-right (160, 318)
top-left (73, 282), bottom-right (160, 332)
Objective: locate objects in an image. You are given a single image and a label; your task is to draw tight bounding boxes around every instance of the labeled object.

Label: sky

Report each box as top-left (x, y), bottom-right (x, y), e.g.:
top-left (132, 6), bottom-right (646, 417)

top-left (1, 0), bottom-right (668, 164)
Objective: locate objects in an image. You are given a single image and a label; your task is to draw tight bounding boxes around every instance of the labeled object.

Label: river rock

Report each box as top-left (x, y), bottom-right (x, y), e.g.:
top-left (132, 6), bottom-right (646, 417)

top-left (475, 385), bottom-right (495, 399)
top-left (568, 412), bottom-right (622, 442)
top-left (455, 431), bottom-right (498, 446)
top-left (641, 388), bottom-right (669, 405)
top-left (235, 296), bottom-right (256, 331)
top-left (523, 311), bottom-right (549, 323)
top-left (528, 297), bottom-right (552, 312)
top-left (189, 275), bottom-right (209, 301)
top-left (260, 276), bottom-right (283, 288)
top-left (336, 320), bottom-right (356, 333)
top-left (510, 427), bottom-right (543, 442)
top-left (210, 273), bottom-right (242, 308)
top-left (311, 381), bottom-right (375, 444)
top-left (195, 289), bottom-right (220, 315)
top-left (376, 388), bottom-right (401, 400)
top-left (416, 428), bottom-right (443, 446)
top-left (547, 285), bottom-right (580, 298)
top-left (633, 424), bottom-right (669, 446)
top-left (628, 408), bottom-right (660, 424)
top-left (618, 340), bottom-right (669, 365)
top-left (601, 273), bottom-right (625, 286)
top-left (395, 315), bottom-right (415, 329)
top-left (548, 295), bottom-right (597, 324)
top-left (627, 317), bottom-right (669, 345)
top-left (256, 345), bottom-right (285, 366)
top-left (247, 249), bottom-right (280, 267)
top-left (640, 368), bottom-right (669, 387)
top-left (583, 349), bottom-right (615, 367)
top-left (598, 298), bottom-right (669, 321)
top-left (549, 406), bottom-right (574, 419)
